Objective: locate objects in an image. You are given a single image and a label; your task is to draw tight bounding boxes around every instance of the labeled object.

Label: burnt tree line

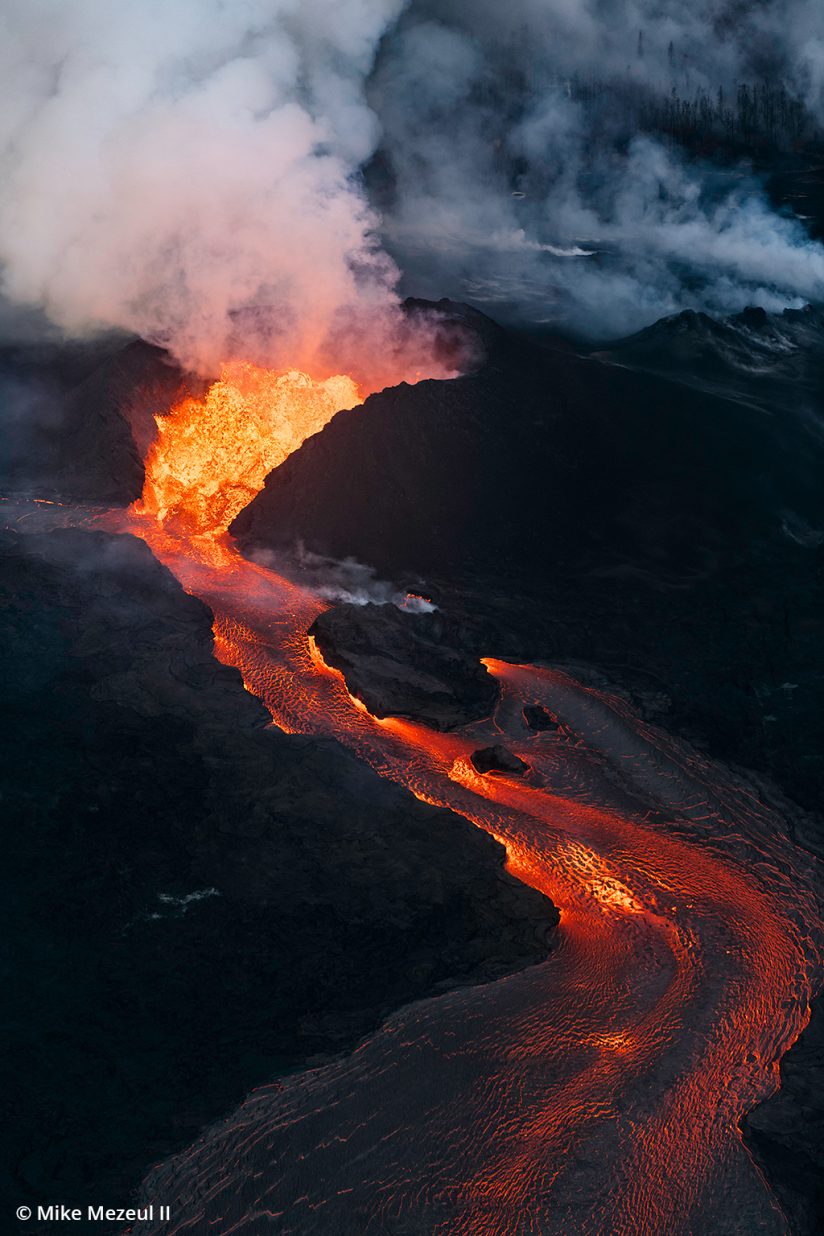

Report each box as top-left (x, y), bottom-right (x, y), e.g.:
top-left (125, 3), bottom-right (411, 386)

top-left (568, 74), bottom-right (811, 148)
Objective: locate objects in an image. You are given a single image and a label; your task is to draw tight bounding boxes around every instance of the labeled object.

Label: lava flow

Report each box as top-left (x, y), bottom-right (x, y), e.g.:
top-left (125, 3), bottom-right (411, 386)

top-left (117, 372), bottom-right (823, 1235)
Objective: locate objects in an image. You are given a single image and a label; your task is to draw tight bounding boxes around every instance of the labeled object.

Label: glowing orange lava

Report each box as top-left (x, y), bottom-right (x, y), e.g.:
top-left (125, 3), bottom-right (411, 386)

top-left (136, 362), bottom-right (362, 535)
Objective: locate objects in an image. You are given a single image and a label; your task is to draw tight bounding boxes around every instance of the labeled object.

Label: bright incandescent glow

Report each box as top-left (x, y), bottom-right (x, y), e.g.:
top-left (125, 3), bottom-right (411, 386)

top-left (137, 362), bottom-right (362, 535)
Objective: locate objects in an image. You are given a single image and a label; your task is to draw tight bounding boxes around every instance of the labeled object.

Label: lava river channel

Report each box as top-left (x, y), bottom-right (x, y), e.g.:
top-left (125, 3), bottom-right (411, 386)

top-left (95, 514), bottom-right (823, 1236)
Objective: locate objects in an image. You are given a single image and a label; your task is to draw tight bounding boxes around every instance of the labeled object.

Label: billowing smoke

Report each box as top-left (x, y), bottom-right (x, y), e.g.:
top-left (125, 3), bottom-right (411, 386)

top-left (0, 0), bottom-right (440, 387)
top-left (1, 0), bottom-right (824, 364)
top-left (374, 0), bottom-right (824, 335)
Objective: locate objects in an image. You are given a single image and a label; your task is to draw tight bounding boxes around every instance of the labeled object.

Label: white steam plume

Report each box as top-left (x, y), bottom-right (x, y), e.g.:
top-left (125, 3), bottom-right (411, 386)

top-left (2, 0), bottom-right (824, 358)
top-left (0, 0), bottom-right (444, 387)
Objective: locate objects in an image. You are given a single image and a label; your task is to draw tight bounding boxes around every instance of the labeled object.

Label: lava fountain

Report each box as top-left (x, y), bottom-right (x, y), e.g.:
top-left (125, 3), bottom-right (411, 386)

top-left (136, 361), bottom-right (362, 536)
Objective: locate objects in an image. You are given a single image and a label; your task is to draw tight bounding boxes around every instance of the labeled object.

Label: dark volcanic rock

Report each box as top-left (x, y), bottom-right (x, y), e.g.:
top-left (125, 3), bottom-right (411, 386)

top-left (744, 998), bottom-right (824, 1236)
top-left (309, 599), bottom-right (498, 729)
top-left (470, 745), bottom-right (529, 776)
top-left (595, 304), bottom-right (824, 419)
top-left (232, 304), bottom-right (824, 582)
top-left (0, 338), bottom-right (203, 504)
top-left (231, 303), bottom-right (824, 818)
top-left (523, 704), bottom-right (561, 732)
top-left (1, 527), bottom-right (555, 1223)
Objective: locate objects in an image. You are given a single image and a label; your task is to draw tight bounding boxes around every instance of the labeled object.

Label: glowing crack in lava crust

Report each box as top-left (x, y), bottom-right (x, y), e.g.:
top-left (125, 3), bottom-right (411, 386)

top-left (138, 362), bottom-right (362, 535)
top-left (105, 366), bottom-right (821, 1235)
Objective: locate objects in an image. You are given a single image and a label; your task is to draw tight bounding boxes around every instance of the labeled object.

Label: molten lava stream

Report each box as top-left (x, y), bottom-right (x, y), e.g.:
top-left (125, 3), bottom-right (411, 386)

top-left (119, 367), bottom-right (821, 1235)
top-left (119, 520), bottom-right (820, 1236)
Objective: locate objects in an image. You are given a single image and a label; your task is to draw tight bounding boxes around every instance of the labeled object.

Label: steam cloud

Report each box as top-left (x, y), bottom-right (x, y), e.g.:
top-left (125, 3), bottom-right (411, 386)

top-left (374, 0), bottom-right (824, 335)
top-left (1, 0), bottom-right (823, 367)
top-left (0, 0), bottom-right (426, 386)
top-left (251, 542), bottom-right (438, 610)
